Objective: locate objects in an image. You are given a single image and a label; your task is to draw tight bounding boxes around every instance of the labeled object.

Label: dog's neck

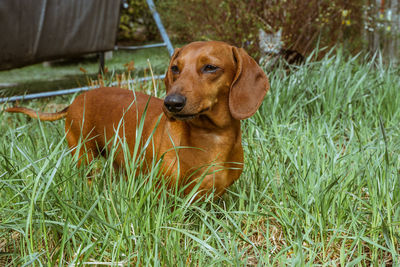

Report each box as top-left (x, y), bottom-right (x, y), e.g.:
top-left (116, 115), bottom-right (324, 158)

top-left (187, 113), bottom-right (239, 131)
top-left (187, 92), bottom-right (237, 130)
top-left (162, 103), bottom-right (241, 149)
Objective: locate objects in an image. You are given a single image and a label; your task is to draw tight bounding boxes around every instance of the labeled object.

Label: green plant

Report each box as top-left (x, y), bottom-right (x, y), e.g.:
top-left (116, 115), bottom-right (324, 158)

top-left (1, 53), bottom-right (399, 265)
top-left (118, 0), bottom-right (161, 44)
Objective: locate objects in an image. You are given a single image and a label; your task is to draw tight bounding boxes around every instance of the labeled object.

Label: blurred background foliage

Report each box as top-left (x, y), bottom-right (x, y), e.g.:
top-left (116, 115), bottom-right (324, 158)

top-left (118, 0), bottom-right (399, 62)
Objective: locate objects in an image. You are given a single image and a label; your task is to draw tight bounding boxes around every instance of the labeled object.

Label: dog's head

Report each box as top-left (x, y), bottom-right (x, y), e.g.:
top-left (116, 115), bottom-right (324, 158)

top-left (163, 41), bottom-right (269, 123)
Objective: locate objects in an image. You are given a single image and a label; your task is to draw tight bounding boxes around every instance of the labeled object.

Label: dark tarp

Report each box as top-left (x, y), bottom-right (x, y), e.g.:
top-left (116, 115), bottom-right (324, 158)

top-left (0, 0), bottom-right (121, 70)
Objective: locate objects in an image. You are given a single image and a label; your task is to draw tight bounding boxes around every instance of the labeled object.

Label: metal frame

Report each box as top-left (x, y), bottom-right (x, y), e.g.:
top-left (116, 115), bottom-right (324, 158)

top-left (1, 0), bottom-right (173, 103)
top-left (0, 75), bottom-right (165, 103)
top-left (115, 0), bottom-right (174, 56)
top-left (145, 0), bottom-right (174, 56)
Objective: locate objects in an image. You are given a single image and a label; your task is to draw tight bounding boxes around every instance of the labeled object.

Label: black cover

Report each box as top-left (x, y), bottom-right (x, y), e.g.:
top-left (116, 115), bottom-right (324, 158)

top-left (0, 0), bottom-right (121, 70)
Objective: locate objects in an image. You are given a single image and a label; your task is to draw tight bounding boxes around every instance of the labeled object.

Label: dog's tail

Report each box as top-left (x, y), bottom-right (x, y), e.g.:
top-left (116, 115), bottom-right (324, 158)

top-left (5, 106), bottom-right (69, 121)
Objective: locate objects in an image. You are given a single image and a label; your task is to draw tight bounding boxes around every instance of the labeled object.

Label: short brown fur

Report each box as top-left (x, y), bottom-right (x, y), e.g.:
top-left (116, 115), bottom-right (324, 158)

top-left (6, 41), bottom-right (269, 199)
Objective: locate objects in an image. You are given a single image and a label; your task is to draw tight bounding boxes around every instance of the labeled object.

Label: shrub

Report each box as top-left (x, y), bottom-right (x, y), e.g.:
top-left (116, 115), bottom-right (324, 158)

top-left (159, 0), bottom-right (367, 59)
top-left (118, 0), bottom-right (161, 44)
top-left (118, 0), bottom-right (398, 61)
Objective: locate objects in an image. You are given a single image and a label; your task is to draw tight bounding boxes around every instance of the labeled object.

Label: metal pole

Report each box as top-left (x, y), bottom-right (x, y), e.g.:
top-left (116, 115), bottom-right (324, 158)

top-left (0, 75), bottom-right (165, 103)
top-left (146, 0), bottom-right (174, 56)
top-left (115, 43), bottom-right (166, 51)
top-left (98, 52), bottom-right (105, 74)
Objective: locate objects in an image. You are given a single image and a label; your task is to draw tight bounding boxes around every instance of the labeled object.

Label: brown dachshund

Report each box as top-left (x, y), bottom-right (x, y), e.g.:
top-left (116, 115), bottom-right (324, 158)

top-left (6, 41), bottom-right (269, 199)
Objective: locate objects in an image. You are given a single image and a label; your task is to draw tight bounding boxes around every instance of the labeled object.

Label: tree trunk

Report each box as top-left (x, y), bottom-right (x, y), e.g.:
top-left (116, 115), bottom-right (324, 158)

top-left (389, 0), bottom-right (399, 64)
top-left (373, 0), bottom-right (382, 53)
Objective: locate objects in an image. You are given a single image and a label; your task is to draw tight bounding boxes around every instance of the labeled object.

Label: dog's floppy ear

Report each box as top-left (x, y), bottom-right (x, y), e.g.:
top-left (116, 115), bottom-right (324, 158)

top-left (164, 48), bottom-right (181, 92)
top-left (229, 47), bottom-right (269, 120)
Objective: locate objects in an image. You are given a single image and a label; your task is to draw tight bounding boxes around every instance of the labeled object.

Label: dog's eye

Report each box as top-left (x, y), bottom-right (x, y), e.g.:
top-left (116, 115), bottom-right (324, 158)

top-left (202, 64), bottom-right (219, 73)
top-left (171, 65), bottom-right (179, 74)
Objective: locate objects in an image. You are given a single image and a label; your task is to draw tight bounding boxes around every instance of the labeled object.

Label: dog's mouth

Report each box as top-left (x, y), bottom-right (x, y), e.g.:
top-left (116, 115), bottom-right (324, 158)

top-left (169, 107), bottom-right (210, 121)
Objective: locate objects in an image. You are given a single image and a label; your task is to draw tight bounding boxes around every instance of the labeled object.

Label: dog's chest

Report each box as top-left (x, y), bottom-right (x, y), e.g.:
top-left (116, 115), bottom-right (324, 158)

top-left (156, 122), bottom-right (235, 175)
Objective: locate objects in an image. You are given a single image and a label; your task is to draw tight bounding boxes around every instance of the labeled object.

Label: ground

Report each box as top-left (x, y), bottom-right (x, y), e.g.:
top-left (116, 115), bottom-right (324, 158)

top-left (0, 47), bottom-right (170, 96)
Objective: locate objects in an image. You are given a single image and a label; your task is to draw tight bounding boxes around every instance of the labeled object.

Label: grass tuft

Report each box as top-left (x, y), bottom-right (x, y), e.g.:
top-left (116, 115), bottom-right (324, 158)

top-left (1, 52), bottom-right (399, 265)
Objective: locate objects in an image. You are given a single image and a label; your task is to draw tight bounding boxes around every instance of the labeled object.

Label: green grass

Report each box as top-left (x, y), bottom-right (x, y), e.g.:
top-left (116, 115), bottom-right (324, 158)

top-left (0, 47), bottom-right (170, 96)
top-left (0, 52), bottom-right (399, 266)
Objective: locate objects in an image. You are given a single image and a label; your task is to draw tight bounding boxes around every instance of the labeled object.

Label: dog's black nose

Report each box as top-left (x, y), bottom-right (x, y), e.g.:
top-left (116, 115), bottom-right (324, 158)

top-left (164, 94), bottom-right (186, 112)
